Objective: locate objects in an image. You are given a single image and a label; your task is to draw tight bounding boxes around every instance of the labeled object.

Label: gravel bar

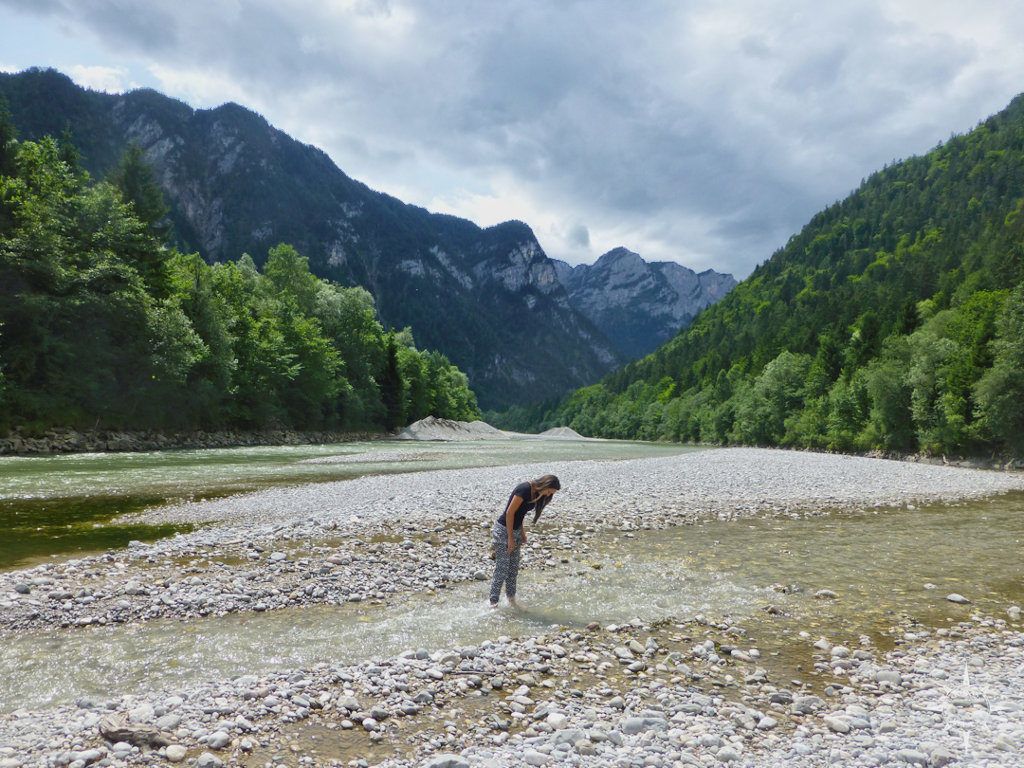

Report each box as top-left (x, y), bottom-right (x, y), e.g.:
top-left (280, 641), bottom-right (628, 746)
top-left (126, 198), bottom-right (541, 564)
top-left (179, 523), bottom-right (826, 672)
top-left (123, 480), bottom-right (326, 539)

top-left (2, 448), bottom-right (1022, 632)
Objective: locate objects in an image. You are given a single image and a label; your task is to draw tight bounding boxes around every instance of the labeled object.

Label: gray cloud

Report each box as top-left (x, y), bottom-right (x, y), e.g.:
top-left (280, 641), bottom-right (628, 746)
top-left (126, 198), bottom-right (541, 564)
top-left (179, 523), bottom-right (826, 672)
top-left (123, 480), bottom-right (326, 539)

top-left (3, 0), bottom-right (1022, 277)
top-left (568, 224), bottom-right (590, 249)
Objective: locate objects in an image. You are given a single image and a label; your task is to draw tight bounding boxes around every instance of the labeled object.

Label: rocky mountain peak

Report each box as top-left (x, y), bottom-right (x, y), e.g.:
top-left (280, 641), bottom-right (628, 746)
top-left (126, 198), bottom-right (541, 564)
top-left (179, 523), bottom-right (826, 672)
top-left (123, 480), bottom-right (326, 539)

top-left (555, 248), bottom-right (736, 359)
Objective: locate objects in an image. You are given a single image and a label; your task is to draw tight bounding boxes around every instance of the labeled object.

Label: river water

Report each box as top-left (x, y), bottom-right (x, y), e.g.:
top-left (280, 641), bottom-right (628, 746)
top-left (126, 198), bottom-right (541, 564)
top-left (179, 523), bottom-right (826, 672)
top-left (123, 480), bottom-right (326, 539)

top-left (0, 439), bottom-right (700, 569)
top-left (2, 491), bottom-right (1021, 713)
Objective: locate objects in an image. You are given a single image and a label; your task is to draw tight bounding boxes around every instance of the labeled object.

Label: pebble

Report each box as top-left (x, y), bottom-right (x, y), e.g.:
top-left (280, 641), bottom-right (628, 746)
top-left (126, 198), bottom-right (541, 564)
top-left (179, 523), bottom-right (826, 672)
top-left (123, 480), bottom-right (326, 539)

top-left (523, 749), bottom-right (550, 766)
top-left (206, 730), bottom-right (230, 749)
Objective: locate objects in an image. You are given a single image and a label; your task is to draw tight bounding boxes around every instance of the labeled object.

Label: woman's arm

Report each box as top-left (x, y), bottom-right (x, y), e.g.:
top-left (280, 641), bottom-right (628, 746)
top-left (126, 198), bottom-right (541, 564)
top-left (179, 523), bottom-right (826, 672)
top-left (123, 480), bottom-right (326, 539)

top-left (505, 495), bottom-right (522, 551)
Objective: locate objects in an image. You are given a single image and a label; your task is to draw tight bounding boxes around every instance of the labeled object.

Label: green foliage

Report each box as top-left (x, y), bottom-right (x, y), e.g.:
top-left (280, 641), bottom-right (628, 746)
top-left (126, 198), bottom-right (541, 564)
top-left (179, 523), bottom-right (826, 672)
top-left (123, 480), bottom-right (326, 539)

top-left (529, 93), bottom-right (1024, 458)
top-left (0, 135), bottom-right (480, 434)
top-left (109, 144), bottom-right (170, 242)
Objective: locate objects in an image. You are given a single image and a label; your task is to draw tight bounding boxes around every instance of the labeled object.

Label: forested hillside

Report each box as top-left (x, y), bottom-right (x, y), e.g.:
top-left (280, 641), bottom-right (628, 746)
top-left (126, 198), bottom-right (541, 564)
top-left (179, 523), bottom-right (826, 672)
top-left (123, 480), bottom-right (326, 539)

top-left (524, 94), bottom-right (1024, 457)
top-left (0, 104), bottom-right (479, 434)
top-left (0, 69), bottom-right (618, 408)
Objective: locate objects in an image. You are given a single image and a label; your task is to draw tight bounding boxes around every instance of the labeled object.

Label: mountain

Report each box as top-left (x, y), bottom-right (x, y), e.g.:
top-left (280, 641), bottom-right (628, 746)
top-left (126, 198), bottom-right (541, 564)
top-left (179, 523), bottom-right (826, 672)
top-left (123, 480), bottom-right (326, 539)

top-left (0, 68), bottom-right (618, 409)
top-left (552, 248), bottom-right (735, 358)
top-left (530, 93), bottom-right (1024, 457)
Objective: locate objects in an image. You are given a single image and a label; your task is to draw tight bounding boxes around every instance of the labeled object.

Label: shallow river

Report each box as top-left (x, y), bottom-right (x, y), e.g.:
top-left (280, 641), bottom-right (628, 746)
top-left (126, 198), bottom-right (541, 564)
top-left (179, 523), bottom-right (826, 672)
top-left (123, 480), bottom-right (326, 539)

top-left (3, 491), bottom-right (1020, 713)
top-left (0, 439), bottom-right (700, 569)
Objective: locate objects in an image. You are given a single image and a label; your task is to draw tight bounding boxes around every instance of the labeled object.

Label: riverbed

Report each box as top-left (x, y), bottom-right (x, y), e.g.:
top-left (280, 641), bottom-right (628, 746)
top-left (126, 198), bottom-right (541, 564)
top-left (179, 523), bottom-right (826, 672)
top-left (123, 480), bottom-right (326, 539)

top-left (0, 445), bottom-right (1022, 767)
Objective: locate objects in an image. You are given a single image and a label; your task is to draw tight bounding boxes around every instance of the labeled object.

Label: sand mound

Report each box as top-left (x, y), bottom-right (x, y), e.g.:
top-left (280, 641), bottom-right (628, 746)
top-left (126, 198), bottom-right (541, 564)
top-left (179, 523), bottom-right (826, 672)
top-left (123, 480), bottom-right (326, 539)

top-left (539, 426), bottom-right (586, 440)
top-left (397, 416), bottom-right (509, 441)
top-left (397, 416), bottom-right (594, 441)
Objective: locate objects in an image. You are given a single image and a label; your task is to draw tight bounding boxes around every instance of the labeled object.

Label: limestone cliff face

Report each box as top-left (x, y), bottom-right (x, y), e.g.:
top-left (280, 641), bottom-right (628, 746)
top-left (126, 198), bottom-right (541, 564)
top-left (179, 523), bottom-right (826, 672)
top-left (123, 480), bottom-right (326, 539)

top-left (0, 69), bottom-right (620, 408)
top-left (553, 248), bottom-right (736, 359)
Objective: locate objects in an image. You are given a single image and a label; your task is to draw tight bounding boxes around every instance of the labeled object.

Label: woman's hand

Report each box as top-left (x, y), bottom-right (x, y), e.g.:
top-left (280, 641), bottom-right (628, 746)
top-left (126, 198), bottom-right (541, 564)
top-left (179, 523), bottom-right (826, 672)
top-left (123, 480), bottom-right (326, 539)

top-left (508, 536), bottom-right (517, 553)
top-left (520, 529), bottom-right (528, 546)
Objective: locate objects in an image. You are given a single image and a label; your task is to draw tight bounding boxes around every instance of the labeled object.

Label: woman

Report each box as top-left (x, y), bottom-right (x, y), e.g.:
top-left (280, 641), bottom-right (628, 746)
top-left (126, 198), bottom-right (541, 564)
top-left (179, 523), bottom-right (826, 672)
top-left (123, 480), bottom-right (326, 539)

top-left (489, 474), bottom-right (561, 608)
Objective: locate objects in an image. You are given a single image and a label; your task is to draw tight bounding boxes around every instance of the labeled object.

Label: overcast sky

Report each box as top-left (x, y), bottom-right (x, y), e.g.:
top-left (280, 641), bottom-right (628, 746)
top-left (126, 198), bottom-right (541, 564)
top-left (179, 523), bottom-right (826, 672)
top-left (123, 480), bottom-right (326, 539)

top-left (2, 1), bottom-right (1022, 277)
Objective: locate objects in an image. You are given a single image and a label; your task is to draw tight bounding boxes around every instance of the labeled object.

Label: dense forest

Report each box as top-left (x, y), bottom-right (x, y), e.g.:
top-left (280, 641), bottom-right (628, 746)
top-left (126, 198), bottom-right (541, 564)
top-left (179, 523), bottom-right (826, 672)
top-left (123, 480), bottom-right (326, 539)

top-left (501, 94), bottom-right (1024, 458)
top-left (0, 100), bottom-right (479, 434)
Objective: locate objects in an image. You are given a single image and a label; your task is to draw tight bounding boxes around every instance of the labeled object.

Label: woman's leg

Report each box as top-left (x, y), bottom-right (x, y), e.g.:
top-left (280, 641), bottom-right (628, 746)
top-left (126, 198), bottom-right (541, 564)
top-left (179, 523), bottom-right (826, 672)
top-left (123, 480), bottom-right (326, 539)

top-left (489, 524), bottom-right (509, 605)
top-left (505, 527), bottom-right (523, 601)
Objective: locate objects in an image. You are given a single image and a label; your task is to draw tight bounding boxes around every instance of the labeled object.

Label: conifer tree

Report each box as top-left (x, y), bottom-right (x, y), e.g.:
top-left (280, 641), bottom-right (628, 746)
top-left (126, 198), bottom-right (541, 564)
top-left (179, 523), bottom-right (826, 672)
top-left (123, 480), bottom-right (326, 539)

top-left (110, 144), bottom-right (169, 239)
top-left (379, 332), bottom-right (404, 432)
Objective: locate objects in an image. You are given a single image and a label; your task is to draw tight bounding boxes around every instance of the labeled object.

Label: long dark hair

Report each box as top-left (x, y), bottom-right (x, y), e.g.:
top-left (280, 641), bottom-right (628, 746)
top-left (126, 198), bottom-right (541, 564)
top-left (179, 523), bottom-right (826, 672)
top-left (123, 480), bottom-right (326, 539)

top-left (530, 474), bottom-right (561, 523)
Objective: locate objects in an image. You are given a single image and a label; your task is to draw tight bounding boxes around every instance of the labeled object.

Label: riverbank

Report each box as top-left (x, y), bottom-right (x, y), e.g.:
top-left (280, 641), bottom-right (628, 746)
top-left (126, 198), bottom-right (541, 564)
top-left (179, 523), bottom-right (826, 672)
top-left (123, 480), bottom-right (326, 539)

top-left (0, 428), bottom-right (385, 456)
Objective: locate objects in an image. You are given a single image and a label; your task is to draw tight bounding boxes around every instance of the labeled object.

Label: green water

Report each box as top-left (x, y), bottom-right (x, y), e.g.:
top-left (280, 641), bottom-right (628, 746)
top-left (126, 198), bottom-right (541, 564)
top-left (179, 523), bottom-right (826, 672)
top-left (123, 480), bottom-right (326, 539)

top-left (0, 495), bottom-right (195, 571)
top-left (0, 439), bottom-right (700, 569)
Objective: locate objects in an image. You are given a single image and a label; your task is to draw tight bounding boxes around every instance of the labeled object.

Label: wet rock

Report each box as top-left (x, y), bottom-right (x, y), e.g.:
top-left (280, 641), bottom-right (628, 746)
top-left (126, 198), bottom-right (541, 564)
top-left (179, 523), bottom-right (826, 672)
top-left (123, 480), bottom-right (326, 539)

top-left (946, 593), bottom-right (970, 604)
top-left (165, 745), bottom-right (187, 763)
top-left (792, 695), bottom-right (825, 714)
top-left (196, 754), bottom-right (224, 768)
top-left (97, 715), bottom-right (172, 748)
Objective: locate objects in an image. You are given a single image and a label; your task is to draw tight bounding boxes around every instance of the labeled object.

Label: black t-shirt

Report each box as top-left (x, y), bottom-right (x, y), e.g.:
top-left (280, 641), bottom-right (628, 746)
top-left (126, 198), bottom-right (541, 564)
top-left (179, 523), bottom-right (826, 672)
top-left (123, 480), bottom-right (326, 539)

top-left (496, 481), bottom-right (535, 529)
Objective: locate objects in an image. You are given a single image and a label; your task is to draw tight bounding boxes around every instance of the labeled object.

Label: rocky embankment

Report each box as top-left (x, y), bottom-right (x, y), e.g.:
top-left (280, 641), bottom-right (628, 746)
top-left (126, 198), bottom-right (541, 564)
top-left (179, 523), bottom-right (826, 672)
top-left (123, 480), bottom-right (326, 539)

top-left (0, 429), bottom-right (382, 456)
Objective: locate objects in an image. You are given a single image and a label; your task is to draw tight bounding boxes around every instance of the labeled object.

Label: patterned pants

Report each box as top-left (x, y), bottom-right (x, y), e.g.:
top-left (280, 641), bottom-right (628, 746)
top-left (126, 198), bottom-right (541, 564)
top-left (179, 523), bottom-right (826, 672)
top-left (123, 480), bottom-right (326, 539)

top-left (489, 521), bottom-right (524, 604)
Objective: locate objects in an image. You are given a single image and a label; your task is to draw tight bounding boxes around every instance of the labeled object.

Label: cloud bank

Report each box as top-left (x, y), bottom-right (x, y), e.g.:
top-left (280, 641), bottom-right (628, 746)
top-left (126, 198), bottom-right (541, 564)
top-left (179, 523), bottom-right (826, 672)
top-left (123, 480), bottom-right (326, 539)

top-left (2, 0), bottom-right (1023, 276)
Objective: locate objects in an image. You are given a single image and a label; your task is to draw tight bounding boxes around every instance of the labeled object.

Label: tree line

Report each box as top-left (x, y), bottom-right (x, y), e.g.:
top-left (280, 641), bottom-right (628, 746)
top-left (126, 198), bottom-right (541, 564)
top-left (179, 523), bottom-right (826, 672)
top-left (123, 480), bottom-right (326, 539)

top-left (499, 95), bottom-right (1024, 458)
top-left (0, 101), bottom-right (479, 434)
